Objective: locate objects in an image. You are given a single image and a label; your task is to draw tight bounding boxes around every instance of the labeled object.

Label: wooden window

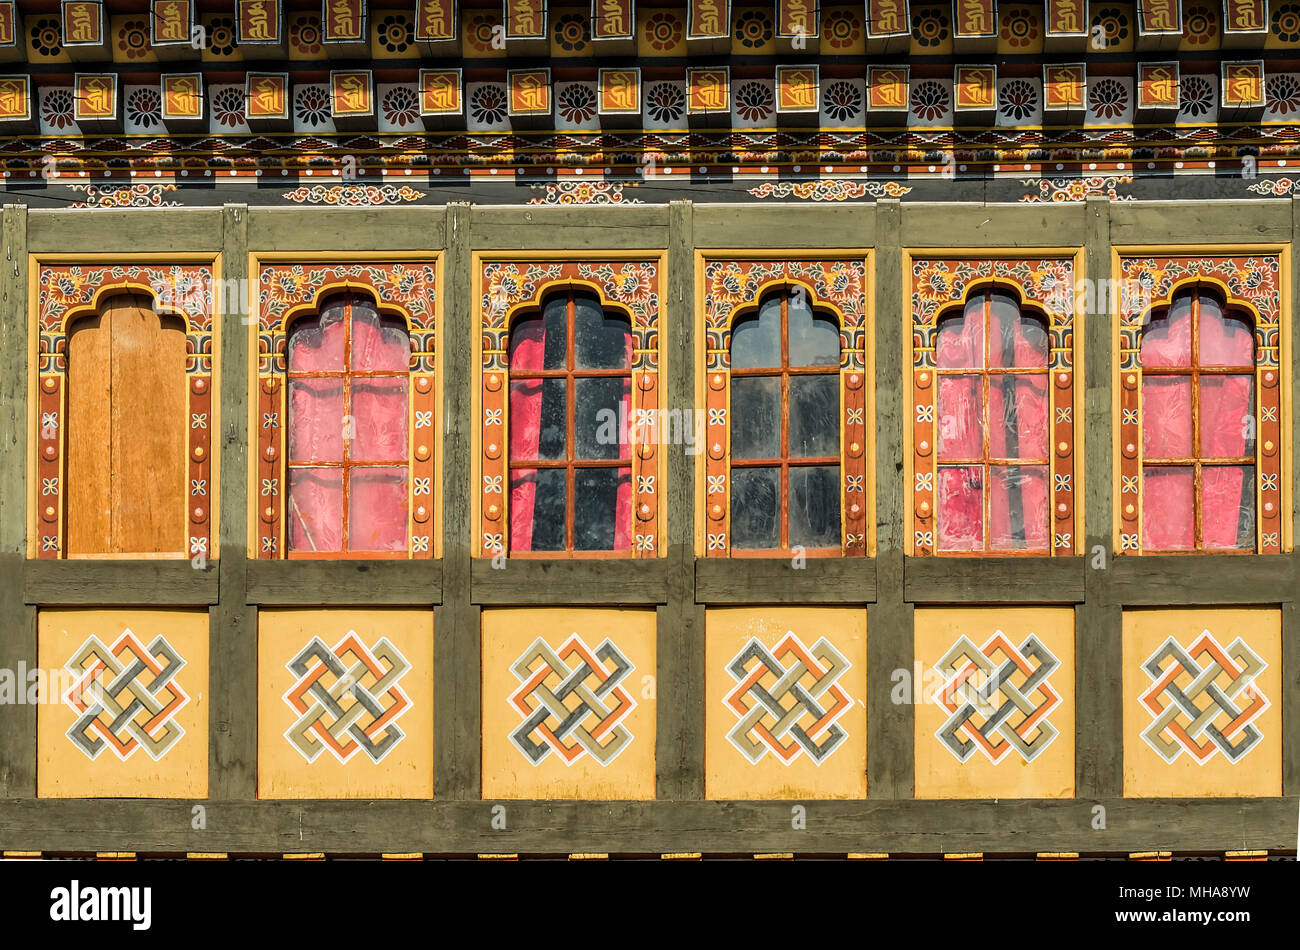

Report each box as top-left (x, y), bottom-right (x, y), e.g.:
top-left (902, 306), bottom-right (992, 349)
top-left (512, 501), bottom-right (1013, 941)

top-left (65, 294), bottom-right (188, 557)
top-left (507, 289), bottom-right (633, 554)
top-left (1139, 288), bottom-right (1256, 551)
top-left (729, 288), bottom-right (841, 554)
top-left (285, 292), bottom-right (410, 556)
top-left (934, 290), bottom-right (1050, 553)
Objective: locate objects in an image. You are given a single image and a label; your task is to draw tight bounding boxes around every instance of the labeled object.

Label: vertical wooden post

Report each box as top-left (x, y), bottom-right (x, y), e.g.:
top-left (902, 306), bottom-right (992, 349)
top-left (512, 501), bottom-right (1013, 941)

top-left (1284, 197), bottom-right (1300, 796)
top-left (868, 199), bottom-right (912, 799)
top-left (210, 204), bottom-right (256, 799)
top-left (0, 205), bottom-right (34, 798)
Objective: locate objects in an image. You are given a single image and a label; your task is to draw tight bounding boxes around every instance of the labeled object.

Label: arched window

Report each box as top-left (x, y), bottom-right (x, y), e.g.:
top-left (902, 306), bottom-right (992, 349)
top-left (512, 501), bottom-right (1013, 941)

top-left (508, 288), bottom-right (633, 553)
top-left (285, 292), bottom-right (410, 555)
top-left (729, 287), bottom-right (841, 552)
top-left (65, 293), bottom-right (188, 556)
top-left (935, 289), bottom-right (1050, 552)
top-left (1139, 288), bottom-right (1255, 551)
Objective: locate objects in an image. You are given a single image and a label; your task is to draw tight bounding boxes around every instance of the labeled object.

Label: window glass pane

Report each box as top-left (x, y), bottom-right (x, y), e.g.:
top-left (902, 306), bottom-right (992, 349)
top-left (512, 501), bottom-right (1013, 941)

top-left (730, 467), bottom-right (779, 548)
top-left (574, 376), bottom-right (631, 460)
top-left (789, 465), bottom-right (841, 549)
top-left (935, 297), bottom-right (984, 369)
top-left (989, 294), bottom-right (1048, 368)
top-left (540, 296), bottom-right (568, 369)
top-left (574, 294), bottom-right (632, 369)
top-left (349, 467), bottom-right (408, 552)
top-left (510, 468), bottom-right (565, 551)
top-left (573, 467), bottom-right (632, 550)
top-left (1202, 465), bottom-right (1255, 550)
top-left (509, 377), bottom-right (566, 461)
top-left (730, 376), bottom-right (781, 459)
top-left (988, 374), bottom-right (1049, 459)
top-left (731, 295), bottom-right (781, 369)
top-left (1142, 466), bottom-right (1194, 550)
top-left (1200, 375), bottom-right (1254, 458)
top-left (937, 465), bottom-right (983, 551)
top-left (509, 313), bottom-right (547, 372)
top-left (351, 378), bottom-right (408, 462)
top-left (937, 375), bottom-right (982, 459)
top-left (288, 378), bottom-right (344, 463)
top-left (788, 375), bottom-right (839, 458)
top-left (1141, 377), bottom-right (1193, 458)
top-left (1141, 294), bottom-right (1192, 367)
top-left (350, 302), bottom-right (409, 371)
top-left (287, 467), bottom-right (343, 552)
top-left (988, 464), bottom-right (1049, 550)
top-left (1198, 296), bottom-right (1253, 367)
top-left (287, 302), bottom-right (345, 372)
top-left (788, 293), bottom-right (840, 367)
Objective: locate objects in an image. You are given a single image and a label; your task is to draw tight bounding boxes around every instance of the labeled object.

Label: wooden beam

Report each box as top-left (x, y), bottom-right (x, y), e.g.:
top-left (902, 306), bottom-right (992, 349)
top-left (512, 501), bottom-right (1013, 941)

top-left (246, 208), bottom-right (446, 252)
top-left (27, 209), bottom-right (223, 254)
top-left (695, 558), bottom-right (876, 603)
top-left (469, 206), bottom-right (670, 251)
top-left (246, 560), bottom-right (442, 605)
top-left (904, 557), bottom-right (1084, 604)
top-left (23, 560), bottom-right (219, 605)
top-left (471, 559), bottom-right (671, 604)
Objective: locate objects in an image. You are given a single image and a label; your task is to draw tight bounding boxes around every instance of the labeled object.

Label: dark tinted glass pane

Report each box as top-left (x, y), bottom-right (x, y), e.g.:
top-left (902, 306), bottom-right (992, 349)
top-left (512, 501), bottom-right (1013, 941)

top-left (730, 466), bottom-right (779, 549)
top-left (788, 294), bottom-right (840, 367)
top-left (731, 295), bottom-right (781, 369)
top-left (789, 465), bottom-right (840, 549)
top-left (538, 296), bottom-right (569, 370)
top-left (574, 293), bottom-right (631, 369)
top-left (510, 467), bottom-right (565, 551)
top-left (509, 377), bottom-right (567, 461)
top-left (730, 376), bottom-right (781, 459)
top-left (574, 467), bottom-right (631, 550)
top-left (788, 375), bottom-right (839, 458)
top-left (574, 376), bottom-right (630, 460)
top-left (988, 293), bottom-right (1048, 369)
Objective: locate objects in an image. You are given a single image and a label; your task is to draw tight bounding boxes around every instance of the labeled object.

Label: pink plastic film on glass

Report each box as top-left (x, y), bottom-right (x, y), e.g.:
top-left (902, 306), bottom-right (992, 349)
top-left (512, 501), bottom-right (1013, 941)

top-left (1200, 375), bottom-right (1253, 458)
top-left (937, 465), bottom-right (984, 551)
top-left (1197, 296), bottom-right (1253, 367)
top-left (1202, 465), bottom-right (1254, 550)
top-left (935, 297), bottom-right (985, 369)
top-left (988, 295), bottom-right (1048, 369)
top-left (287, 467), bottom-right (344, 553)
top-left (349, 467), bottom-right (408, 552)
top-left (615, 465), bottom-right (633, 551)
top-left (352, 378), bottom-right (409, 461)
top-left (937, 375), bottom-right (982, 459)
top-left (1141, 294), bottom-right (1192, 368)
top-left (288, 379), bottom-right (345, 463)
top-left (287, 302), bottom-right (346, 372)
top-left (1142, 466), bottom-right (1194, 550)
top-left (509, 313), bottom-right (547, 372)
top-left (350, 302), bottom-right (410, 371)
top-left (989, 375), bottom-right (1048, 459)
top-left (988, 465), bottom-right (1049, 550)
top-left (1141, 377), bottom-right (1192, 458)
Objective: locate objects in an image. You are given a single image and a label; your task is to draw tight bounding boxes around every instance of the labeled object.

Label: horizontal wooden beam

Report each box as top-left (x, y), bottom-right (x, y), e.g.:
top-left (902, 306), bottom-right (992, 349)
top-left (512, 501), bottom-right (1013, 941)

top-left (27, 209), bottom-right (223, 254)
top-left (1105, 555), bottom-right (1297, 606)
top-left (695, 558), bottom-right (876, 604)
top-left (1109, 203), bottom-right (1292, 245)
top-left (0, 798), bottom-right (1290, 855)
top-left (468, 206), bottom-right (670, 250)
top-left (24, 560), bottom-right (219, 605)
top-left (245, 560), bottom-right (442, 606)
top-left (905, 557), bottom-right (1085, 604)
top-left (902, 204), bottom-right (1086, 247)
top-left (246, 208), bottom-right (446, 252)
top-left (471, 558), bottom-right (670, 604)
top-left (693, 206), bottom-right (875, 249)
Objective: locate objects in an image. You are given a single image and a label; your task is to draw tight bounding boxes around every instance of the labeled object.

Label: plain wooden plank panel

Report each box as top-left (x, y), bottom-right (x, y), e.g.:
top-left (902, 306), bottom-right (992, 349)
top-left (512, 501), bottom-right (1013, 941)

top-left (902, 203), bottom-right (1086, 247)
top-left (246, 559), bottom-right (442, 604)
top-left (0, 798), bottom-right (1292, 854)
top-left (472, 558), bottom-right (672, 603)
top-left (23, 559), bottom-right (219, 604)
top-left (1109, 201), bottom-right (1292, 244)
top-left (469, 205), bottom-right (669, 250)
top-left (904, 557), bottom-right (1086, 603)
top-left (1105, 555), bottom-right (1296, 605)
top-left (26, 209), bottom-right (223, 253)
top-left (694, 558), bottom-right (876, 603)
top-left (692, 205), bottom-right (875, 249)
top-left (64, 309), bottom-right (113, 555)
top-left (0, 205), bottom-right (34, 797)
top-left (246, 208), bottom-right (446, 251)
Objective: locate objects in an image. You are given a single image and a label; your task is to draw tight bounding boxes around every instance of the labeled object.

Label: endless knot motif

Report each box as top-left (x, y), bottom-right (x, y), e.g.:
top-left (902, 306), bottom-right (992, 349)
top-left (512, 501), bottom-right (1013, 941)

top-left (64, 630), bottom-right (190, 762)
top-left (1139, 631), bottom-right (1270, 764)
top-left (723, 632), bottom-right (852, 765)
top-left (283, 632), bottom-right (412, 764)
top-left (935, 631), bottom-right (1061, 763)
top-left (508, 635), bottom-right (636, 766)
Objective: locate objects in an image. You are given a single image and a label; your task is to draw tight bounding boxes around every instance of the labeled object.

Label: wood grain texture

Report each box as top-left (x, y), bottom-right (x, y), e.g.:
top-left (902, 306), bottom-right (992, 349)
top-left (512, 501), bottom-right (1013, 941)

top-left (693, 205), bottom-right (876, 249)
top-left (246, 559), bottom-right (442, 604)
top-left (23, 559), bottom-right (219, 605)
top-left (1109, 201), bottom-right (1292, 245)
top-left (904, 557), bottom-right (1085, 603)
top-left (471, 557), bottom-right (671, 603)
top-left (247, 209), bottom-right (446, 251)
top-left (1104, 554), bottom-right (1296, 605)
top-left (469, 206), bottom-right (670, 250)
top-left (26, 209), bottom-right (223, 254)
top-left (695, 558), bottom-right (876, 603)
top-left (0, 205), bottom-right (34, 797)
top-left (901, 203), bottom-right (1085, 247)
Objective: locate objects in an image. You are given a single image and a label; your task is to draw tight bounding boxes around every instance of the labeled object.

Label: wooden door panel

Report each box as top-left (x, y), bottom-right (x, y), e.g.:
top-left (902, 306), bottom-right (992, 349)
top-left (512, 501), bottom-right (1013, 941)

top-left (65, 312), bottom-right (112, 555)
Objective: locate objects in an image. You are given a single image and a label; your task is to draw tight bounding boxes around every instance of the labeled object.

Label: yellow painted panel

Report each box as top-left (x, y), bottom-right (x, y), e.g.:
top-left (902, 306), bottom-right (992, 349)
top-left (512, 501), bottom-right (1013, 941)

top-left (705, 606), bottom-right (867, 800)
top-left (481, 607), bottom-right (657, 800)
top-left (258, 608), bottom-right (433, 799)
top-left (1123, 607), bottom-right (1281, 798)
top-left (913, 607), bottom-right (1075, 799)
top-left (37, 608), bottom-right (209, 798)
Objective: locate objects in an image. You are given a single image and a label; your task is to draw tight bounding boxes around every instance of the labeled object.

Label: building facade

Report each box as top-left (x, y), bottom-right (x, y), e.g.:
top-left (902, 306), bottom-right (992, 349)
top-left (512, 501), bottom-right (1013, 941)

top-left (0, 0), bottom-right (1294, 858)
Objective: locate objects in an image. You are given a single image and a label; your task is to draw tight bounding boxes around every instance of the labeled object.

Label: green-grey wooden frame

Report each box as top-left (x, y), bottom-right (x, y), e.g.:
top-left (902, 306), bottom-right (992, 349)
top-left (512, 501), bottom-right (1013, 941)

top-left (0, 198), bottom-right (1295, 856)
